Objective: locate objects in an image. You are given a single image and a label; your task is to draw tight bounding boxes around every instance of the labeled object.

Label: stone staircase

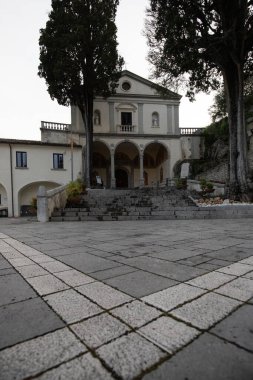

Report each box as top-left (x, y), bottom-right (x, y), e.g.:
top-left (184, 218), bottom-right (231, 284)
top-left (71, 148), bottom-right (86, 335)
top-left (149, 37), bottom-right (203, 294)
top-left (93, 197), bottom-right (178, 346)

top-left (50, 187), bottom-right (198, 221)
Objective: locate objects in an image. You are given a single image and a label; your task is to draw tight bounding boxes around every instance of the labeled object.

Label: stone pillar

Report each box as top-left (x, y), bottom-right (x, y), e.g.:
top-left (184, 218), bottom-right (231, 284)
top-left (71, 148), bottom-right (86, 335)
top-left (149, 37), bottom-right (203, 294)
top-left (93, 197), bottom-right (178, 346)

top-left (110, 149), bottom-right (116, 188)
top-left (174, 105), bottom-right (180, 134)
top-left (109, 102), bottom-right (115, 133)
top-left (37, 186), bottom-right (49, 222)
top-left (139, 152), bottom-right (144, 188)
top-left (167, 105), bottom-right (173, 134)
top-left (138, 103), bottom-right (144, 134)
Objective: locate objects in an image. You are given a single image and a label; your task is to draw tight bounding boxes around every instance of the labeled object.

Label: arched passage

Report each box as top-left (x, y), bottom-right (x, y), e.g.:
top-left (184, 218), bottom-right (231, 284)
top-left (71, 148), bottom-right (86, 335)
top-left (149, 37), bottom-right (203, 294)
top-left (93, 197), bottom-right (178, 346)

top-left (92, 141), bottom-right (110, 187)
top-left (114, 142), bottom-right (140, 188)
top-left (143, 142), bottom-right (169, 186)
top-left (0, 183), bottom-right (8, 216)
top-left (18, 181), bottom-right (61, 216)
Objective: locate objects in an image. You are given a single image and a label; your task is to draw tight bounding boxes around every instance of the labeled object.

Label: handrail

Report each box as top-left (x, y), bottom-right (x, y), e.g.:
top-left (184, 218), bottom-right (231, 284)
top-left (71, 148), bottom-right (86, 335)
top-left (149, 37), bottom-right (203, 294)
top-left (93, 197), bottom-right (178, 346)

top-left (41, 121), bottom-right (71, 131)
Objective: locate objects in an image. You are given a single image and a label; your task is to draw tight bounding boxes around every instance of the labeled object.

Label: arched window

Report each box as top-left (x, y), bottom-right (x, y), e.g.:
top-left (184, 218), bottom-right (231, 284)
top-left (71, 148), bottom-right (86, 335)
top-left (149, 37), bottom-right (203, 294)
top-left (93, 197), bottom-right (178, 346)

top-left (94, 110), bottom-right (101, 126)
top-left (152, 112), bottom-right (159, 127)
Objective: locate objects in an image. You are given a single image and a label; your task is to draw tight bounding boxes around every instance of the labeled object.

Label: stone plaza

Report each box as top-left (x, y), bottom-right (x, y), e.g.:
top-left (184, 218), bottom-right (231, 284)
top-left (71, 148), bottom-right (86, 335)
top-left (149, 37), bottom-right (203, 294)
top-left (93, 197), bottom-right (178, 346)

top-left (0, 217), bottom-right (253, 379)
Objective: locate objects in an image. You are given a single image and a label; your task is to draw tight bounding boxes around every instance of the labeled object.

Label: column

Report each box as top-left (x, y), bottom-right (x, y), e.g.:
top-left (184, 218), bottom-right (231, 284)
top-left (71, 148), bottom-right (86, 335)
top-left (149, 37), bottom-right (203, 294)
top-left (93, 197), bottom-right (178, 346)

top-left (138, 103), bottom-right (144, 134)
top-left (139, 152), bottom-right (144, 188)
top-left (109, 102), bottom-right (115, 133)
top-left (167, 105), bottom-right (173, 134)
top-left (174, 105), bottom-right (180, 134)
top-left (110, 150), bottom-right (116, 188)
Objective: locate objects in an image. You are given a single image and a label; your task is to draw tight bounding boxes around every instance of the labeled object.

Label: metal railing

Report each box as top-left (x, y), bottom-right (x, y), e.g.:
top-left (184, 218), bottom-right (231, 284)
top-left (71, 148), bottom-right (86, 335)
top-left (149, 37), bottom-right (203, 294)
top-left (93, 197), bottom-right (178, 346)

top-left (41, 121), bottom-right (71, 131)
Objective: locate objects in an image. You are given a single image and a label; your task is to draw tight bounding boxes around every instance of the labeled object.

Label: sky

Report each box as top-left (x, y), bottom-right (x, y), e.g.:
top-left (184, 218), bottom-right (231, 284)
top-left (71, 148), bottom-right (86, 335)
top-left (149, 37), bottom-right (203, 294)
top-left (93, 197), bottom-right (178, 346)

top-left (0, 0), bottom-right (213, 141)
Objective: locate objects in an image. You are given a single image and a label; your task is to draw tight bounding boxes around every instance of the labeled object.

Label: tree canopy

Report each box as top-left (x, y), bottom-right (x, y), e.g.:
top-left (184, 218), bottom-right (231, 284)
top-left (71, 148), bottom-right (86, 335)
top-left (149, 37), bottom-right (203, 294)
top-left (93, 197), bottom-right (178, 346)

top-left (147, 0), bottom-right (253, 197)
top-left (38, 0), bottom-right (124, 186)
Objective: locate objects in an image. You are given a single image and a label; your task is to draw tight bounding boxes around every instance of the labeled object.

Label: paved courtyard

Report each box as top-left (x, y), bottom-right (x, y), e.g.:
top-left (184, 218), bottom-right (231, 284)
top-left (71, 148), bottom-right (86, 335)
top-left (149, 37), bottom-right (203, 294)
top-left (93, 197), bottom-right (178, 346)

top-left (0, 217), bottom-right (253, 379)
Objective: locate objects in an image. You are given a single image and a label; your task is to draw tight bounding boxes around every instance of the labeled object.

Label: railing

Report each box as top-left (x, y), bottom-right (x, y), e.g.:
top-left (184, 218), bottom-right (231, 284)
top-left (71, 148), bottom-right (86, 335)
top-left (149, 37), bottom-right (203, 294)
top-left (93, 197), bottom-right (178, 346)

top-left (180, 128), bottom-right (205, 135)
top-left (117, 125), bottom-right (136, 133)
top-left (37, 185), bottom-right (67, 222)
top-left (41, 121), bottom-right (71, 131)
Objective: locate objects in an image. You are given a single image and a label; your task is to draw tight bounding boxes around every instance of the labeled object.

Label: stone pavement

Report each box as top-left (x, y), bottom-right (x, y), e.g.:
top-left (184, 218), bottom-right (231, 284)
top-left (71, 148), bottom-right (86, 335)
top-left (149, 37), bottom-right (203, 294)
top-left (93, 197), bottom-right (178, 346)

top-left (0, 217), bottom-right (253, 379)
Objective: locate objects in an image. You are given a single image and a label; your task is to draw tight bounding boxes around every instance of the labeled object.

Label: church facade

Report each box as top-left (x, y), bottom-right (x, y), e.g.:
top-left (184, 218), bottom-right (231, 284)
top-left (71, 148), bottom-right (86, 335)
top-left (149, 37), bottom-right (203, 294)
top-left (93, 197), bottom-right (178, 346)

top-left (0, 71), bottom-right (203, 217)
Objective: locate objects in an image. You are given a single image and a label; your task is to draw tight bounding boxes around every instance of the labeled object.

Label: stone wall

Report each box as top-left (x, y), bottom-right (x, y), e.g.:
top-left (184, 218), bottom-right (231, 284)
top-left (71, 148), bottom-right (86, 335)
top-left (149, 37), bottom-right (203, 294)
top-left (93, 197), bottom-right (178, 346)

top-left (196, 161), bottom-right (229, 183)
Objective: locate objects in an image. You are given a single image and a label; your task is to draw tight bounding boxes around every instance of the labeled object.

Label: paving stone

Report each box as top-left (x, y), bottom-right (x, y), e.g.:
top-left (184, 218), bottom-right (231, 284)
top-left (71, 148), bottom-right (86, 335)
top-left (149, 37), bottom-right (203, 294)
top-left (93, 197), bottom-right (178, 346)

top-left (44, 289), bottom-right (102, 323)
top-left (196, 262), bottom-right (222, 271)
top-left (56, 252), bottom-right (121, 273)
top-left (1, 251), bottom-right (23, 260)
top-left (26, 274), bottom-right (69, 296)
top-left (186, 271), bottom-right (235, 290)
top-left (211, 304), bottom-right (253, 352)
top-left (91, 265), bottom-right (138, 280)
top-left (143, 333), bottom-right (253, 380)
top-left (117, 256), bottom-right (207, 281)
top-left (239, 256), bottom-right (253, 266)
top-left (111, 300), bottom-right (162, 328)
top-left (171, 292), bottom-right (241, 329)
top-left (0, 273), bottom-right (37, 306)
top-left (55, 269), bottom-right (95, 287)
top-left (0, 268), bottom-right (16, 276)
top-left (104, 270), bottom-right (178, 297)
top-left (21, 248), bottom-right (43, 257)
top-left (71, 312), bottom-right (130, 348)
top-left (138, 316), bottom-right (200, 354)
top-left (177, 255), bottom-right (211, 266)
top-left (207, 258), bottom-right (233, 266)
top-left (0, 297), bottom-right (64, 349)
top-left (0, 258), bottom-right (12, 270)
top-left (215, 277), bottom-right (253, 301)
top-left (35, 352), bottom-right (113, 380)
top-left (31, 255), bottom-right (56, 263)
top-left (216, 262), bottom-right (253, 276)
top-left (16, 264), bottom-right (48, 278)
top-left (148, 248), bottom-right (207, 262)
top-left (0, 328), bottom-right (86, 380)
top-left (77, 282), bottom-right (132, 309)
top-left (8, 257), bottom-right (34, 267)
top-left (97, 332), bottom-right (166, 380)
top-left (243, 271), bottom-right (253, 280)
top-left (39, 261), bottom-right (71, 273)
top-left (142, 283), bottom-right (206, 312)
top-left (203, 246), bottom-right (253, 262)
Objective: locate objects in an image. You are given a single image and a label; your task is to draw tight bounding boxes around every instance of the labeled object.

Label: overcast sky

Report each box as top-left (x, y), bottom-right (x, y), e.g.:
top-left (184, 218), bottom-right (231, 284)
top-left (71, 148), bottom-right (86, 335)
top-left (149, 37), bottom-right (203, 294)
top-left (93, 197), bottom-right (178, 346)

top-left (0, 0), bottom-right (213, 141)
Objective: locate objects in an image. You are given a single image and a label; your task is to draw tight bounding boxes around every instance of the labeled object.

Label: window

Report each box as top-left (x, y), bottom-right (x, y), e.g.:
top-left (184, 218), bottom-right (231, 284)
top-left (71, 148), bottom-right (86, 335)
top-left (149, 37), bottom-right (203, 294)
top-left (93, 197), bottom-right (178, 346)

top-left (94, 110), bottom-right (101, 125)
top-left (121, 112), bottom-right (132, 126)
top-left (152, 112), bottom-right (159, 127)
top-left (16, 151), bottom-right (27, 168)
top-left (53, 153), bottom-right (64, 169)
top-left (122, 81), bottom-right (131, 91)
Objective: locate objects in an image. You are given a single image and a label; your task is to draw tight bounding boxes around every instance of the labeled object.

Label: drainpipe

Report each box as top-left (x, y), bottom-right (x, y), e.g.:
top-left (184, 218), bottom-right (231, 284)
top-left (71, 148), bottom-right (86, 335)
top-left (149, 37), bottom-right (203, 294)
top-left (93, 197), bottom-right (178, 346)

top-left (9, 144), bottom-right (14, 217)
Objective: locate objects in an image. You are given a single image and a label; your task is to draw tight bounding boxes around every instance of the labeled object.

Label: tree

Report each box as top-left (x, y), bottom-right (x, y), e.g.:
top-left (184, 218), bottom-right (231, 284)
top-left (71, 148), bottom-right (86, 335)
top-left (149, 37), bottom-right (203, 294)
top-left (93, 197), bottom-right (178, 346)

top-left (146, 0), bottom-right (253, 197)
top-left (38, 0), bottom-right (124, 187)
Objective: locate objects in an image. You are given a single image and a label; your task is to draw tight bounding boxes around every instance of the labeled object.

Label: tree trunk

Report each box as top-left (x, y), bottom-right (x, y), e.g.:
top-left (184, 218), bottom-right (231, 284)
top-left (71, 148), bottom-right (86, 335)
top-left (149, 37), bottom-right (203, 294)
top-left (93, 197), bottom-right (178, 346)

top-left (79, 95), bottom-right (94, 188)
top-left (223, 62), bottom-right (249, 198)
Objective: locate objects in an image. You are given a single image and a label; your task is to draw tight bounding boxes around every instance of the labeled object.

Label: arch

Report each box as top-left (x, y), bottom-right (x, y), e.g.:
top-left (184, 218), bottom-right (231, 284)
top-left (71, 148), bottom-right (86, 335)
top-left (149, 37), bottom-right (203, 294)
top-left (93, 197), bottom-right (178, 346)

top-left (114, 141), bottom-right (140, 188)
top-left (92, 141), bottom-right (110, 187)
top-left (152, 112), bottom-right (159, 127)
top-left (115, 168), bottom-right (129, 188)
top-left (114, 139), bottom-right (141, 154)
top-left (0, 183), bottom-right (8, 216)
top-left (143, 142), bottom-right (170, 185)
top-left (18, 181), bottom-right (61, 216)
top-left (94, 110), bottom-right (101, 126)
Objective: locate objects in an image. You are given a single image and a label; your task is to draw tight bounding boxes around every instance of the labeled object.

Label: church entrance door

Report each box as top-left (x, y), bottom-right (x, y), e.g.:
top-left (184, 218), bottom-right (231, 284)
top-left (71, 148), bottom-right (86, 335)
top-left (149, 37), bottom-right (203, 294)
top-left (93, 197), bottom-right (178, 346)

top-left (115, 169), bottom-right (128, 188)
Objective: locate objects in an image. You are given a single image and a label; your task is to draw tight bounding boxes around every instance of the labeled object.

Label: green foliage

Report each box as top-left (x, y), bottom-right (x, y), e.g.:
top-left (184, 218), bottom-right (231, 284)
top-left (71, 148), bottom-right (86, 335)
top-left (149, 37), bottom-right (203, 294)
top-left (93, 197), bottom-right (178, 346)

top-left (174, 178), bottom-right (187, 190)
top-left (203, 118), bottom-right (229, 147)
top-left (200, 178), bottom-right (214, 192)
top-left (38, 0), bottom-right (124, 186)
top-left (67, 179), bottom-right (86, 199)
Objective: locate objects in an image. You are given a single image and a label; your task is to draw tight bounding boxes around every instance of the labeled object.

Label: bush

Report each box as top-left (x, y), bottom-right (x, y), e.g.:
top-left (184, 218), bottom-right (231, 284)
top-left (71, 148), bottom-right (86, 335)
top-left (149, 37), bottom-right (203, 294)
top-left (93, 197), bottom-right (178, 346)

top-left (66, 179), bottom-right (86, 204)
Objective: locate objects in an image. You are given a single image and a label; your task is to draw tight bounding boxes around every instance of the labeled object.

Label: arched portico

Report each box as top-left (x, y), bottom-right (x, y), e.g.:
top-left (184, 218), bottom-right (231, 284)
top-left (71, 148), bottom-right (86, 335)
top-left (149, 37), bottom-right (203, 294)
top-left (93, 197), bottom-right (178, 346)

top-left (114, 141), bottom-right (140, 188)
top-left (18, 181), bottom-right (61, 216)
top-left (92, 141), bottom-right (110, 187)
top-left (0, 183), bottom-right (8, 216)
top-left (143, 142), bottom-right (170, 186)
